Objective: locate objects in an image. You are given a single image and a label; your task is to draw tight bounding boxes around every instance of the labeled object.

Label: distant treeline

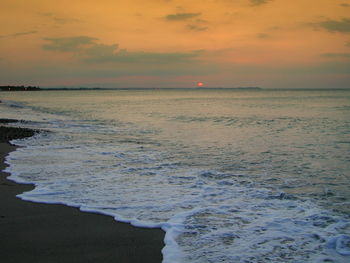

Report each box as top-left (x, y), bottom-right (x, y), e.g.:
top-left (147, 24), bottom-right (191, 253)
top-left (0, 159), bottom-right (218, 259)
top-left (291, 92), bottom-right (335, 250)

top-left (1, 86), bottom-right (263, 91)
top-left (41, 87), bottom-right (262, 91)
top-left (0, 86), bottom-right (41, 91)
top-left (42, 87), bottom-right (104, 91)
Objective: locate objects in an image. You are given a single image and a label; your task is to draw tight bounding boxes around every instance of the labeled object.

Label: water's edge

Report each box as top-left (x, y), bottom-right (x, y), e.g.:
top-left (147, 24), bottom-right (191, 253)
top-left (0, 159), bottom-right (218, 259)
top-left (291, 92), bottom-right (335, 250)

top-left (1, 135), bottom-right (165, 262)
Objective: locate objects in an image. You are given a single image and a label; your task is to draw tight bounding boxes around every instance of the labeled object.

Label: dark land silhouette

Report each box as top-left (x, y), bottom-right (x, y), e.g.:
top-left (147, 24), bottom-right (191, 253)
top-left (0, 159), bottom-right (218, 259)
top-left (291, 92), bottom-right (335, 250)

top-left (0, 86), bottom-right (41, 91)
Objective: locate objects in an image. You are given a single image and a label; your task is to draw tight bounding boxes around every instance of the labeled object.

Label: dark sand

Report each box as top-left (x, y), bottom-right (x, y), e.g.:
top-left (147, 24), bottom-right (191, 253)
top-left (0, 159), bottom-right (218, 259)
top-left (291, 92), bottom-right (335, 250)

top-left (0, 127), bottom-right (164, 263)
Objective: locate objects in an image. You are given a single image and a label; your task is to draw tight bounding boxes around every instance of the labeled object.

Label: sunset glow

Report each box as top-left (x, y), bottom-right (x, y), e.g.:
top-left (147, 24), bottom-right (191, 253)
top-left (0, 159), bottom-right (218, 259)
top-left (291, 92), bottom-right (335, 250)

top-left (1, 0), bottom-right (349, 88)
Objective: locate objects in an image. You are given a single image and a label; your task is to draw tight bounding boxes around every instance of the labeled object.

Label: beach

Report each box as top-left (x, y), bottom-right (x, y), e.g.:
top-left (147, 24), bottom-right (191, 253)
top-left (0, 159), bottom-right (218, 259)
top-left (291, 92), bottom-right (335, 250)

top-left (0, 124), bottom-right (164, 263)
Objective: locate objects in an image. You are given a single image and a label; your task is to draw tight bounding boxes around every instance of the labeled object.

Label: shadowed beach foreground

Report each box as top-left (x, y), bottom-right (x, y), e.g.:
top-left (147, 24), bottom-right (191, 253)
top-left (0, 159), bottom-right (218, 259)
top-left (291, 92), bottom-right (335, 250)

top-left (0, 124), bottom-right (164, 263)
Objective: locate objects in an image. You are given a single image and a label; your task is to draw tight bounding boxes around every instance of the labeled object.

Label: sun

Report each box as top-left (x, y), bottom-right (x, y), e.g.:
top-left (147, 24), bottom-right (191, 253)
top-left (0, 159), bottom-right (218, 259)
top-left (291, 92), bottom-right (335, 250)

top-left (197, 82), bottom-right (204, 87)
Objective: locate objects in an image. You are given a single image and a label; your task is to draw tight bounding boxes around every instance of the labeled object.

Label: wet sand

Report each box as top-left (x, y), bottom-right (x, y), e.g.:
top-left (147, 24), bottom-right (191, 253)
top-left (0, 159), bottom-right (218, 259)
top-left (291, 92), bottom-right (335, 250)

top-left (0, 126), bottom-right (164, 263)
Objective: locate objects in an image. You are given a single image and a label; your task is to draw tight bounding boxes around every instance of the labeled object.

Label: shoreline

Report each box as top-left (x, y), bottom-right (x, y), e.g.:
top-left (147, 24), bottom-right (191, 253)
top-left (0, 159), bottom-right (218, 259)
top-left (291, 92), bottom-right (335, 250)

top-left (0, 125), bottom-right (164, 263)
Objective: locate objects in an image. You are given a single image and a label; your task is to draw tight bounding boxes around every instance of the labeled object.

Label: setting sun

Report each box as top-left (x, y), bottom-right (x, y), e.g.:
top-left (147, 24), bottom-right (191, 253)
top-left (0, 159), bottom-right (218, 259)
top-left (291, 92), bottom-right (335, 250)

top-left (197, 82), bottom-right (204, 87)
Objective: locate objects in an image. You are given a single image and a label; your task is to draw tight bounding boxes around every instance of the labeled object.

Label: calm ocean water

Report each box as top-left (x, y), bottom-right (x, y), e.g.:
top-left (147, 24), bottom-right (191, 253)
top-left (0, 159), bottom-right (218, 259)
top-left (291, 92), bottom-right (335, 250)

top-left (1, 88), bottom-right (350, 262)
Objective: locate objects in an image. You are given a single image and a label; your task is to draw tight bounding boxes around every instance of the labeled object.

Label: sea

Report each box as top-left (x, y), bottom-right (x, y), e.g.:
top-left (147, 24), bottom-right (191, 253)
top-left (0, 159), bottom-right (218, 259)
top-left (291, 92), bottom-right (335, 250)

top-left (1, 88), bottom-right (349, 262)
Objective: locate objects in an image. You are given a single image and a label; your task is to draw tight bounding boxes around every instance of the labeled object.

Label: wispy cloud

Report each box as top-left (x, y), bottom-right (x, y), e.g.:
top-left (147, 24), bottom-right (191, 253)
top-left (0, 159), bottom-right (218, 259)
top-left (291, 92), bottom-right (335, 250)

top-left (195, 18), bottom-right (208, 23)
top-left (257, 33), bottom-right (271, 38)
top-left (249, 0), bottom-right (272, 6)
top-left (0, 31), bottom-right (37, 39)
top-left (83, 44), bottom-right (202, 64)
top-left (42, 36), bottom-right (202, 64)
top-left (187, 24), bottom-right (208, 31)
top-left (312, 18), bottom-right (350, 32)
top-left (39, 12), bottom-right (80, 24)
top-left (165, 12), bottom-right (201, 21)
top-left (270, 26), bottom-right (281, 30)
top-left (321, 52), bottom-right (350, 58)
top-left (42, 36), bottom-right (97, 52)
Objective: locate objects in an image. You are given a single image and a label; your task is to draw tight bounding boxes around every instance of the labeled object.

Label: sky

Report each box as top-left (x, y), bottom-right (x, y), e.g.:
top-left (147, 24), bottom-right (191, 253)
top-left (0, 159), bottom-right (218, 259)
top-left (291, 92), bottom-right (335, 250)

top-left (1, 0), bottom-right (350, 89)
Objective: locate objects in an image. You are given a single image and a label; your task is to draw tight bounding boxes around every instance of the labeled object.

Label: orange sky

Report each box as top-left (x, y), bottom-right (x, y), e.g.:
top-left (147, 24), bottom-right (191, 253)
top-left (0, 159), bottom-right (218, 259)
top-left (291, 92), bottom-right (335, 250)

top-left (1, 0), bottom-right (349, 88)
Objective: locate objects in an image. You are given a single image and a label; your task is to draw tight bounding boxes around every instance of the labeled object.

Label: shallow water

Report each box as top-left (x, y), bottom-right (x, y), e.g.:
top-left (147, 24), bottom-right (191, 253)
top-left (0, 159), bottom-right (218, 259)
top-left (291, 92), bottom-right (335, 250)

top-left (1, 89), bottom-right (350, 262)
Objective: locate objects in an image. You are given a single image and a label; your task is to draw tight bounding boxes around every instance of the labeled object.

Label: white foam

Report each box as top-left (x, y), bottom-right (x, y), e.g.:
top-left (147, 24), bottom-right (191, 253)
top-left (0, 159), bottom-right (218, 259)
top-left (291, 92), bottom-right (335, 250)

top-left (327, 235), bottom-right (350, 256)
top-left (336, 235), bottom-right (350, 256)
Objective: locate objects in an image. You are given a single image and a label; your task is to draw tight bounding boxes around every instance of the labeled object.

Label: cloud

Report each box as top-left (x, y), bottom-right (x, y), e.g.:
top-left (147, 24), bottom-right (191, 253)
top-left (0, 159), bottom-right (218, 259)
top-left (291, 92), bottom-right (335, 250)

top-left (187, 24), bottom-right (208, 31)
top-left (85, 43), bottom-right (119, 58)
top-left (250, 0), bottom-right (271, 6)
top-left (83, 44), bottom-right (202, 64)
top-left (195, 18), bottom-right (208, 23)
top-left (321, 53), bottom-right (350, 58)
top-left (270, 26), bottom-right (281, 30)
top-left (257, 33), bottom-right (271, 38)
top-left (42, 36), bottom-right (202, 64)
top-left (42, 36), bottom-right (97, 52)
top-left (39, 12), bottom-right (80, 24)
top-left (340, 3), bottom-right (350, 7)
top-left (12, 31), bottom-right (38, 37)
top-left (0, 31), bottom-right (37, 39)
top-left (303, 61), bottom-right (350, 74)
top-left (313, 18), bottom-right (350, 32)
top-left (165, 12), bottom-right (201, 21)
